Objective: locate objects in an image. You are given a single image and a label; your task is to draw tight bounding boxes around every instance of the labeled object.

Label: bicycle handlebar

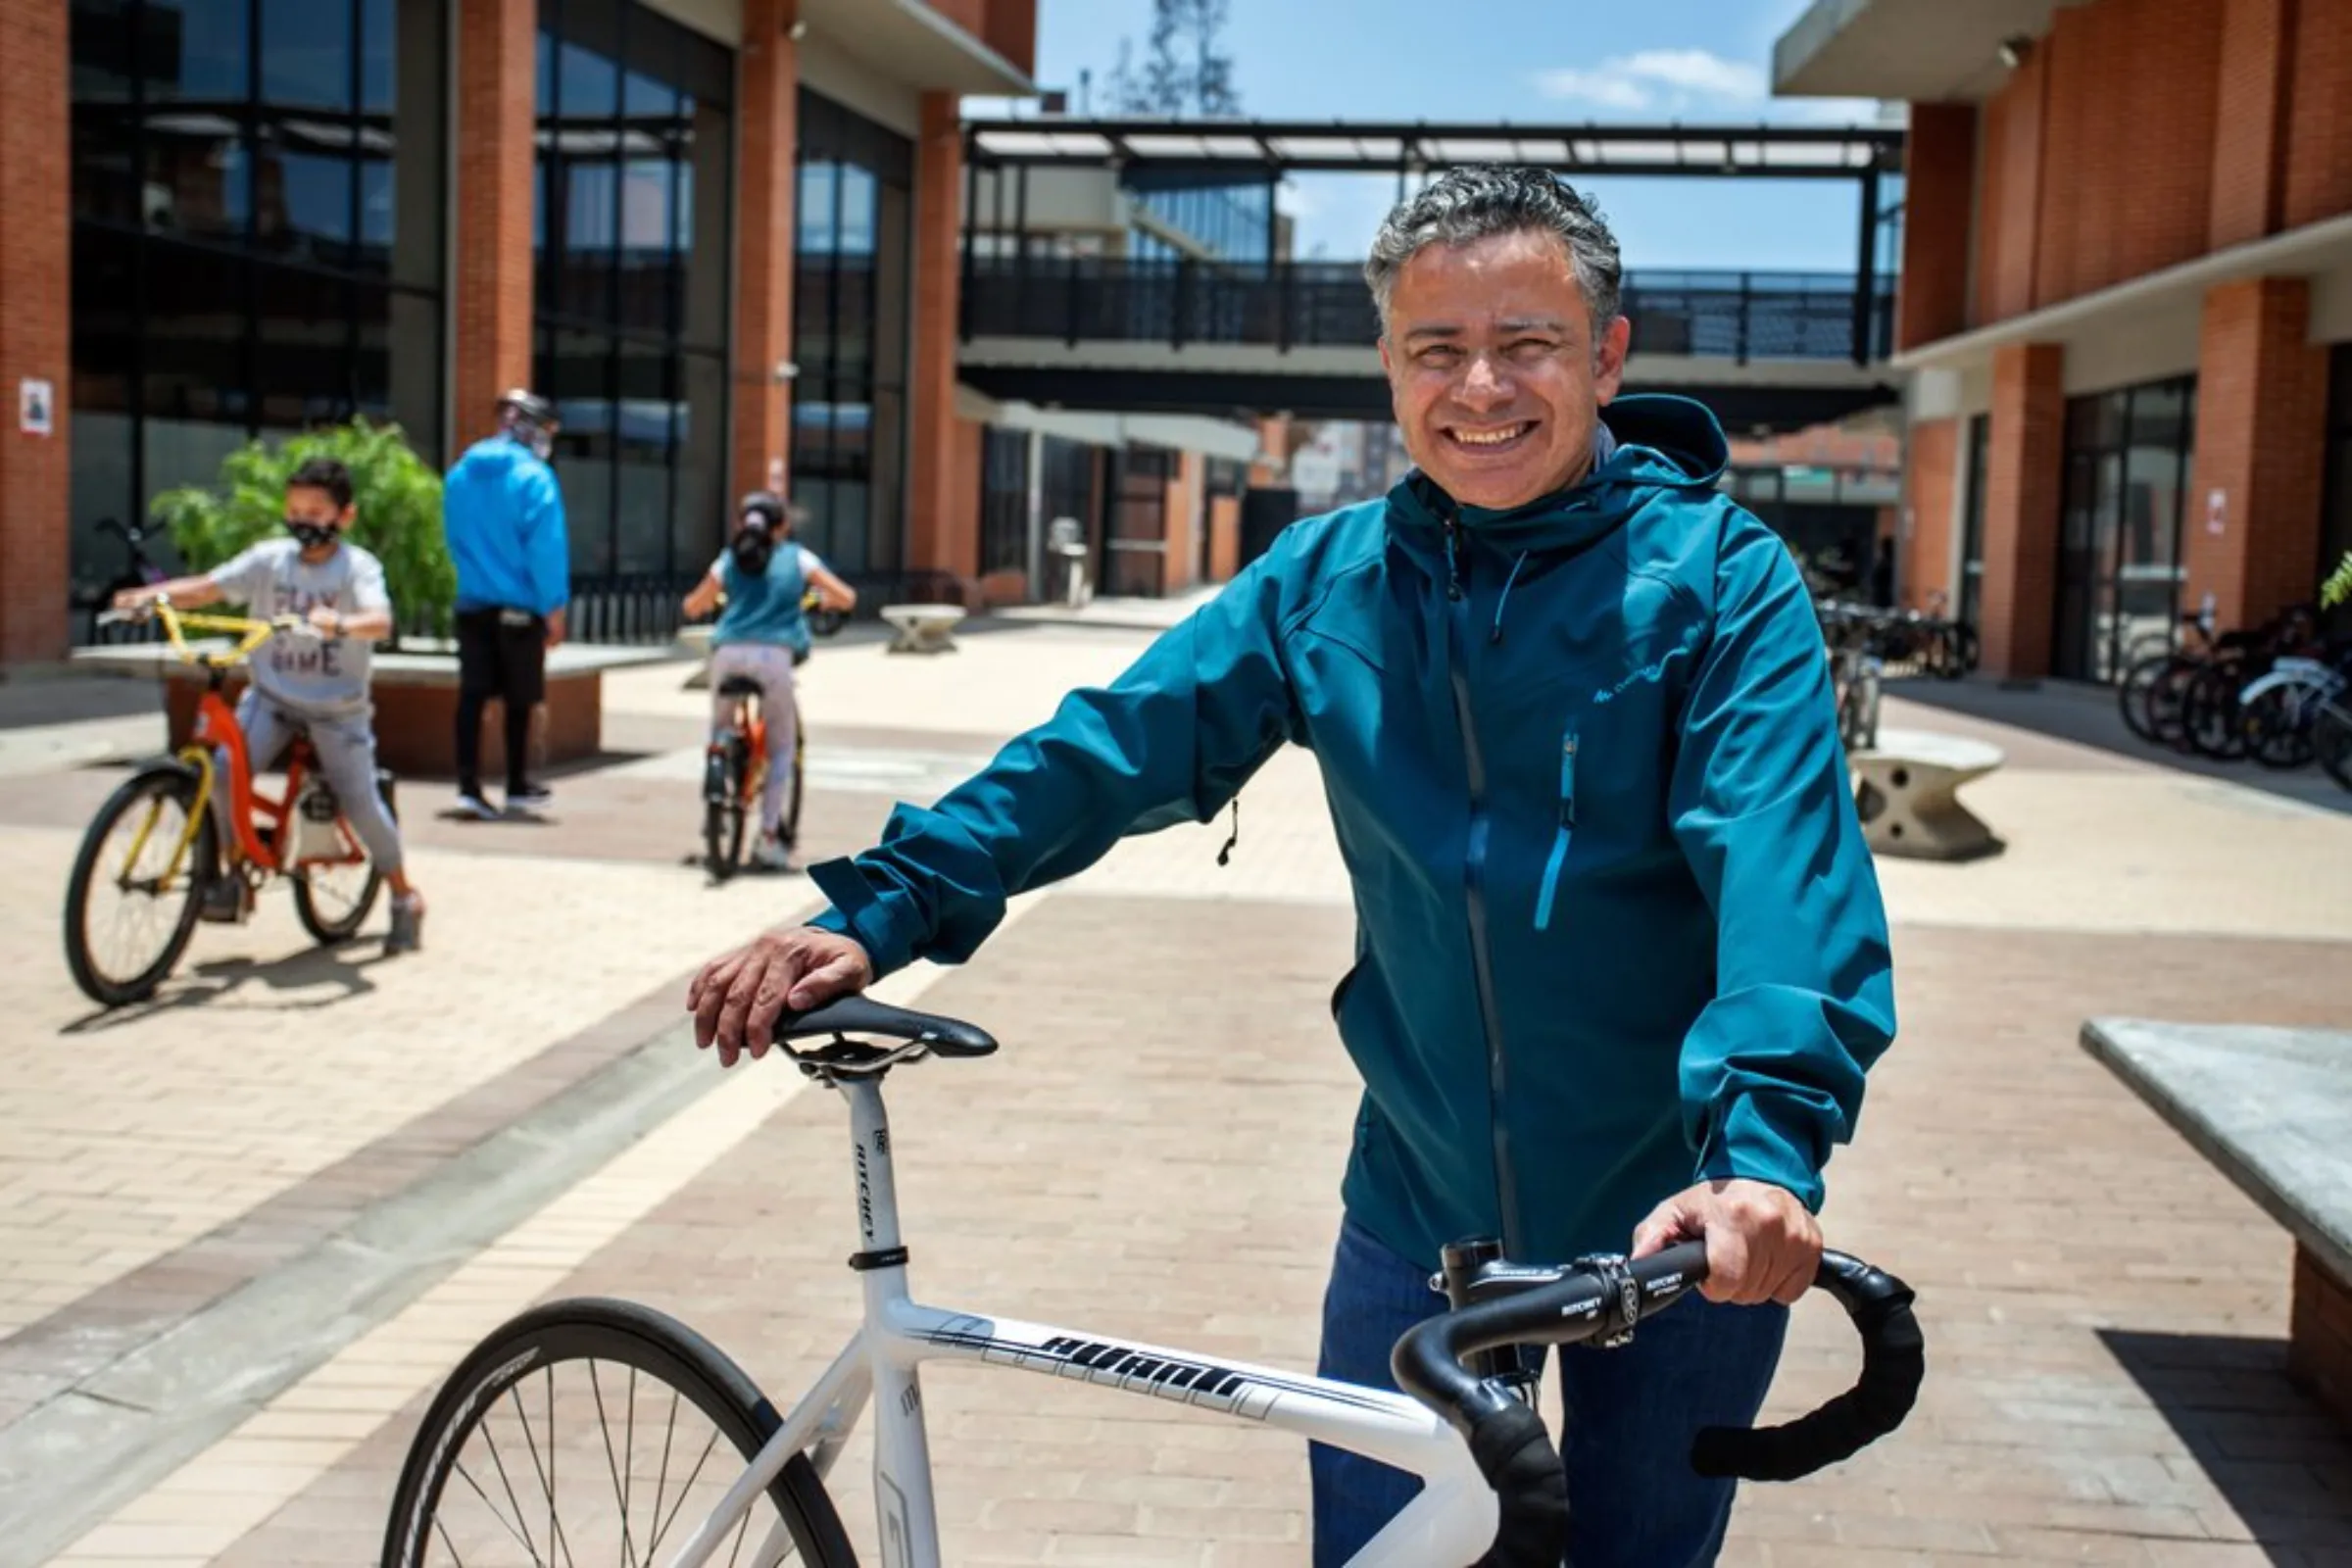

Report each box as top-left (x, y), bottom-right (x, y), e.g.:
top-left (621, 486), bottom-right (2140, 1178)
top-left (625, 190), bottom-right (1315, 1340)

top-left (1391, 1244), bottom-right (1923, 1568)
top-left (100, 599), bottom-right (314, 662)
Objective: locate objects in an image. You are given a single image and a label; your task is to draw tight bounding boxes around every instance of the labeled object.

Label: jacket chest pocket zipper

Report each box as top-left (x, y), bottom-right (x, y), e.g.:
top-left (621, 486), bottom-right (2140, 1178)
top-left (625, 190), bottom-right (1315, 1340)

top-left (1533, 730), bottom-right (1578, 932)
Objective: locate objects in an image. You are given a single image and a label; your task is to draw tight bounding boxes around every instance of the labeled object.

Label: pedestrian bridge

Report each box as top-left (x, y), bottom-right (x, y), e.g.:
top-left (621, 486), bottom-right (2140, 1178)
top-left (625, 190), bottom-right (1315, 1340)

top-left (956, 258), bottom-right (1900, 430)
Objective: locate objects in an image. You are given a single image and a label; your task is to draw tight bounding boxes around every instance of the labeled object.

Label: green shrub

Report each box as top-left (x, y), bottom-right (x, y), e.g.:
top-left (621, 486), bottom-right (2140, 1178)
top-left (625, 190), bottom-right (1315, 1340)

top-left (2324, 549), bottom-right (2352, 612)
top-left (148, 418), bottom-right (454, 642)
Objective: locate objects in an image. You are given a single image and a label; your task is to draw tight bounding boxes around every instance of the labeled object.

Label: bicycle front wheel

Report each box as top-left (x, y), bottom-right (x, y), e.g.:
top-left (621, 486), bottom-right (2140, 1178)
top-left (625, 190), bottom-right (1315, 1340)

top-left (64, 762), bottom-right (216, 1007)
top-left (381, 1297), bottom-right (857, 1568)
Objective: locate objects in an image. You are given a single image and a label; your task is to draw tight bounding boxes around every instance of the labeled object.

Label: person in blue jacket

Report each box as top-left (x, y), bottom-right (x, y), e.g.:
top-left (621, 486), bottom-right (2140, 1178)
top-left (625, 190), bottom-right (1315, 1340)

top-left (441, 388), bottom-right (570, 819)
top-left (687, 167), bottom-right (1896, 1566)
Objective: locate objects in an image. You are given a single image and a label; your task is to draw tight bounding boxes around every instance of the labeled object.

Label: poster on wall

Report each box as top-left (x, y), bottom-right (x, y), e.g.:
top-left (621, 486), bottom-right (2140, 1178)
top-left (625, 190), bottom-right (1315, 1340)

top-left (19, 378), bottom-right (53, 438)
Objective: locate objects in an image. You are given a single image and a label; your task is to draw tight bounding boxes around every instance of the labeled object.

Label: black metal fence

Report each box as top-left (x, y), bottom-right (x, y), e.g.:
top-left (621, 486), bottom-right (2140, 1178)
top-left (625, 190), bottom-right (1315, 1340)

top-left (962, 257), bottom-right (1895, 364)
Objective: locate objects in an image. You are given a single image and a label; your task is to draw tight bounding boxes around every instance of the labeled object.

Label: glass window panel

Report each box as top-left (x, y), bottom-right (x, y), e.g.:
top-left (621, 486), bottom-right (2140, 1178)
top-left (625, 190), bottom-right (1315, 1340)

top-left (145, 0), bottom-right (251, 101)
top-left (72, 0), bottom-right (141, 224)
top-left (537, 28), bottom-right (555, 112)
top-left (623, 68), bottom-right (674, 120)
top-left (259, 147), bottom-right (354, 261)
top-left (361, 0), bottom-right (394, 114)
top-left (865, 387), bottom-right (905, 574)
top-left (557, 163), bottom-right (616, 320)
top-left (799, 162), bottom-right (838, 252)
top-left (673, 352), bottom-right (727, 571)
top-left (871, 179), bottom-right (910, 387)
top-left (253, 263), bottom-right (355, 429)
top-left (615, 159), bottom-right (673, 336)
top-left (261, 0), bottom-right (354, 111)
top-left (559, 41), bottom-right (618, 122)
top-left (146, 111), bottom-right (251, 240)
top-left (142, 241), bottom-right (248, 429)
top-left (614, 340), bottom-right (673, 574)
top-left (358, 153), bottom-right (393, 256)
top-left (836, 166), bottom-right (877, 256)
top-left (541, 328), bottom-right (615, 577)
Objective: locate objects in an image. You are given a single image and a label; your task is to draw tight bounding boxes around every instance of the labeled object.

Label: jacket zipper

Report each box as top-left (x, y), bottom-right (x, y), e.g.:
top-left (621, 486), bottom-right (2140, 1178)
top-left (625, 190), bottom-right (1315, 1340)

top-left (1533, 730), bottom-right (1578, 932)
top-left (1442, 514), bottom-right (1524, 1258)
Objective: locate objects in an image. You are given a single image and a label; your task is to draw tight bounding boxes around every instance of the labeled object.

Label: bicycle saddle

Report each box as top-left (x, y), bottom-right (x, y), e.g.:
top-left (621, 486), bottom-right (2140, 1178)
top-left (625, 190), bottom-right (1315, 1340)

top-left (776, 995), bottom-right (999, 1057)
top-left (716, 674), bottom-right (765, 699)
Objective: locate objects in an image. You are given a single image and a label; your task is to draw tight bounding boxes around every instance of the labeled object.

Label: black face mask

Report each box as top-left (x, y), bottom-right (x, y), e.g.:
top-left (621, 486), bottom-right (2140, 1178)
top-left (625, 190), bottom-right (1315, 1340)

top-left (286, 519), bottom-right (338, 551)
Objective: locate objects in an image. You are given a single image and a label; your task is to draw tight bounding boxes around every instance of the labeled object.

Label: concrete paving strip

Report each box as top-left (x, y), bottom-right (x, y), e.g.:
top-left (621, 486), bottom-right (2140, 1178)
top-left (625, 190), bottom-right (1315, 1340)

top-left (0, 1011), bottom-right (732, 1564)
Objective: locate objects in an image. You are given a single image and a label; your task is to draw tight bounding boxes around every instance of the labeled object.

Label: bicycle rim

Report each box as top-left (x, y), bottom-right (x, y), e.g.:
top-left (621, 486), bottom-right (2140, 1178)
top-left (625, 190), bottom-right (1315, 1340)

top-left (65, 767), bottom-right (213, 1007)
top-left (380, 1298), bottom-right (855, 1568)
top-left (2316, 706), bottom-right (2352, 792)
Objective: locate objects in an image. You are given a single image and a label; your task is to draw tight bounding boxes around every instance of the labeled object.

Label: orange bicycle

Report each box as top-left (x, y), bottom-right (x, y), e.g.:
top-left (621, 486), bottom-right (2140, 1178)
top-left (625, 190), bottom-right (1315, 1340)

top-left (64, 601), bottom-right (399, 1006)
top-left (702, 671), bottom-right (805, 880)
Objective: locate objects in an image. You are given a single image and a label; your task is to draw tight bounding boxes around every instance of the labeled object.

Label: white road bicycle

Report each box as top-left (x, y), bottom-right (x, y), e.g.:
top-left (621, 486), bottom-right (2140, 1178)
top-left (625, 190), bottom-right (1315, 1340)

top-left (379, 997), bottom-right (1924, 1568)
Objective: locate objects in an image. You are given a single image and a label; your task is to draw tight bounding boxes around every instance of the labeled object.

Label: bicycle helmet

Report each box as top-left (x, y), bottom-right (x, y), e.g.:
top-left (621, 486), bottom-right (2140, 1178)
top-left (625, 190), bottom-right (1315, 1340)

top-left (497, 388), bottom-right (561, 459)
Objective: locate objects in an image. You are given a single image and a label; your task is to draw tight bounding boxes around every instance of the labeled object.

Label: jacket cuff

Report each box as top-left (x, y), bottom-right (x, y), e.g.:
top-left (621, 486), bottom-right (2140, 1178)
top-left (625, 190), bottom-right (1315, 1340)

top-left (806, 857), bottom-right (917, 977)
top-left (1694, 1090), bottom-right (1829, 1213)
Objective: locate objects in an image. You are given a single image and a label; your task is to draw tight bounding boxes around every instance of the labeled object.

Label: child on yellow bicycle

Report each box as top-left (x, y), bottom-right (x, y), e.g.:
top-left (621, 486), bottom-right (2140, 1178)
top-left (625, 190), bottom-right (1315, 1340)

top-left (681, 492), bottom-right (857, 870)
top-left (113, 457), bottom-right (426, 954)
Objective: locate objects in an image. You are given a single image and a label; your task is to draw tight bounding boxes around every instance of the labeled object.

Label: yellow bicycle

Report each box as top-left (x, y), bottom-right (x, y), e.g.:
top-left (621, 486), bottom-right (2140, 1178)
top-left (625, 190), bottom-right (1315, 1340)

top-left (64, 601), bottom-right (397, 1006)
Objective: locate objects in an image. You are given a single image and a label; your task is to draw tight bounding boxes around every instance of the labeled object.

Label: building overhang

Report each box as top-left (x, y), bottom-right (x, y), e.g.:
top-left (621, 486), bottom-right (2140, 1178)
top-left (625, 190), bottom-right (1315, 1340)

top-left (801, 0), bottom-right (1037, 99)
top-left (1891, 210), bottom-right (2352, 374)
top-left (1772, 0), bottom-right (2091, 103)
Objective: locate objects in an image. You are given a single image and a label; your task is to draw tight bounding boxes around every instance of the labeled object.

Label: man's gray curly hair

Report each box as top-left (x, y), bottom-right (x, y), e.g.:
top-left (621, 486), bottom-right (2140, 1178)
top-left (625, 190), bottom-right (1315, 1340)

top-left (1363, 166), bottom-right (1624, 338)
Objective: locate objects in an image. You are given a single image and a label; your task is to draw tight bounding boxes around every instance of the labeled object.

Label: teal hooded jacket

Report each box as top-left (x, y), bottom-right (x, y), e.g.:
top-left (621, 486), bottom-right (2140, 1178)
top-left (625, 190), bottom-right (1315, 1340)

top-left (808, 394), bottom-right (1897, 1271)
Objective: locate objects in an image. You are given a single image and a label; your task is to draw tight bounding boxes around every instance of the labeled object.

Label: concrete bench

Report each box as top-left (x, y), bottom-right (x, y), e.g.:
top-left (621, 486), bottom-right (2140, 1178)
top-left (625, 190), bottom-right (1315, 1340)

top-left (1848, 725), bottom-right (2005, 860)
top-left (72, 639), bottom-right (672, 780)
top-left (880, 604), bottom-right (965, 656)
top-left (2082, 1018), bottom-right (2352, 1430)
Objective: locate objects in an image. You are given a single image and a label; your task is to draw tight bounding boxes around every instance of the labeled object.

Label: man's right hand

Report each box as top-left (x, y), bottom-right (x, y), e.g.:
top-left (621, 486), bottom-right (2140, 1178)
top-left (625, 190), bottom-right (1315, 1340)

top-left (544, 607), bottom-right (567, 649)
top-left (689, 926), bottom-right (874, 1068)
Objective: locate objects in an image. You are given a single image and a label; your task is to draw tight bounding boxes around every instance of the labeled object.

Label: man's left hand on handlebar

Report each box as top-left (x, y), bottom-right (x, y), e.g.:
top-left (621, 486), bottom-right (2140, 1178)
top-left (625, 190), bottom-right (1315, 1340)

top-left (689, 926), bottom-right (874, 1068)
top-left (1631, 1177), bottom-right (1821, 1306)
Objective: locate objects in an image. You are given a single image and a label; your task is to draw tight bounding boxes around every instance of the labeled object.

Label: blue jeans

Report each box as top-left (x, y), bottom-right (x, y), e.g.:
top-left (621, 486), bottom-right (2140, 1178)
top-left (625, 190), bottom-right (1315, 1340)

top-left (1308, 1215), bottom-right (1788, 1567)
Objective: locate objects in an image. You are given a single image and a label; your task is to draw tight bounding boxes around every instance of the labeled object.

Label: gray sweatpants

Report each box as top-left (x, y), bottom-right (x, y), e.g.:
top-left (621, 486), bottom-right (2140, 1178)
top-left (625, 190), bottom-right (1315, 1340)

top-left (217, 692), bottom-right (405, 875)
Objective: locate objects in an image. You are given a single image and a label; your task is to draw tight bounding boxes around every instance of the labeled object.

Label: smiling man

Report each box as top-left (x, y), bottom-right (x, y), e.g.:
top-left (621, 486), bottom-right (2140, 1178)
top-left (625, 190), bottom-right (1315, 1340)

top-left (686, 166), bottom-right (1896, 1566)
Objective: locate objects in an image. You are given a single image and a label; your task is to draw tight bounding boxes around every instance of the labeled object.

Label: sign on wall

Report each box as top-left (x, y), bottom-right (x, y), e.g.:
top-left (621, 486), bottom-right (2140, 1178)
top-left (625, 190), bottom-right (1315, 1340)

top-left (18, 378), bottom-right (53, 438)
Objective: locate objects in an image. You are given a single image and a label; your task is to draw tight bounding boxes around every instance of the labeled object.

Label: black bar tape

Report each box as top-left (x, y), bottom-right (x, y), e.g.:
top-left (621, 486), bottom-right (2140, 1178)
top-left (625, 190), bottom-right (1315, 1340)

top-left (1464, 1399), bottom-right (1569, 1568)
top-left (1690, 1256), bottom-right (1924, 1482)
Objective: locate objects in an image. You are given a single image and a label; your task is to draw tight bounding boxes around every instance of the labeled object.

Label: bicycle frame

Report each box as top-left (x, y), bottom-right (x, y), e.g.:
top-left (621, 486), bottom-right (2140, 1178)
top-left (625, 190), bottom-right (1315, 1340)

top-left (131, 603), bottom-right (370, 881)
top-left (659, 1074), bottom-right (1500, 1568)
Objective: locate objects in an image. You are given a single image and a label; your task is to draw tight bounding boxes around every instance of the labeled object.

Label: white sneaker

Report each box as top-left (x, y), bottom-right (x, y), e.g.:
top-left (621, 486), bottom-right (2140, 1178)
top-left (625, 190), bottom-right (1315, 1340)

top-left (454, 790), bottom-right (501, 821)
top-left (751, 834), bottom-right (793, 871)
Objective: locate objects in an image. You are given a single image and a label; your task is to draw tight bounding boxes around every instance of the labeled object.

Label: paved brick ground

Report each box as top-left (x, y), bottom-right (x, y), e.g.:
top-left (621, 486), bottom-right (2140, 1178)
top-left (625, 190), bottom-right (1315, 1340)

top-left (187, 904), bottom-right (2352, 1566)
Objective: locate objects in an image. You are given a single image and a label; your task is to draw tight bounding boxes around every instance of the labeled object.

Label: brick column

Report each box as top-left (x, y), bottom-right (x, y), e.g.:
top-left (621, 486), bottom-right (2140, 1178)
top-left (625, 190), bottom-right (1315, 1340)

top-left (2210, 0), bottom-right (2294, 249)
top-left (2185, 277), bottom-right (2327, 628)
top-left (1980, 343), bottom-right (2065, 680)
top-left (732, 0), bottom-right (798, 503)
top-left (1903, 417), bottom-right (1960, 612)
top-left (2285, 0), bottom-right (2352, 229)
top-left (453, 0), bottom-right (537, 445)
top-left (1895, 107), bottom-right (1974, 352)
top-left (0, 0), bottom-right (71, 664)
top-left (906, 89), bottom-right (978, 603)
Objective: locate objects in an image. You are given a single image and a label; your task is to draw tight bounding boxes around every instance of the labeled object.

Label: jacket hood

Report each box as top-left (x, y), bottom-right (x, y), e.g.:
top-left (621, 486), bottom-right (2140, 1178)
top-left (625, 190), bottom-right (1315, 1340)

top-left (1387, 392), bottom-right (1730, 560)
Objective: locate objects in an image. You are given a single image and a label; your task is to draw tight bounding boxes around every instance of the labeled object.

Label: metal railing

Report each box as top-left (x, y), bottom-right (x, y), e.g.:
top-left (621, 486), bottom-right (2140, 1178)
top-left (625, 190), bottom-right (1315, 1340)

top-left (960, 257), bottom-right (1895, 365)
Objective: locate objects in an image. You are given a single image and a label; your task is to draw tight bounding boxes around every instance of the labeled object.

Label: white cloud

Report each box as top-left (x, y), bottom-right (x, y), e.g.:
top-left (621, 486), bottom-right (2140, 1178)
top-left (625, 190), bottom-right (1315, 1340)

top-left (1534, 46), bottom-right (1876, 122)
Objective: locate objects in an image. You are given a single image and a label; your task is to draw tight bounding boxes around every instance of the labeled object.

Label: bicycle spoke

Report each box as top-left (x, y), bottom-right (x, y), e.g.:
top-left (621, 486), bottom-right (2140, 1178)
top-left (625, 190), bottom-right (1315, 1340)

top-left (645, 1428), bottom-right (725, 1560)
top-left (647, 1387), bottom-right (680, 1565)
top-left (725, 1496), bottom-right (755, 1568)
top-left (450, 1457), bottom-right (544, 1565)
top-left (588, 1360), bottom-right (641, 1568)
top-left (432, 1511), bottom-right (472, 1568)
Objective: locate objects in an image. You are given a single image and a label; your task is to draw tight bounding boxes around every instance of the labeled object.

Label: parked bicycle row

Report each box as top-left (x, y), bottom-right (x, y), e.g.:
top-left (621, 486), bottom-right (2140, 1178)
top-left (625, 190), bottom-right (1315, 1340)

top-left (2116, 603), bottom-right (2352, 792)
top-left (1814, 597), bottom-right (1984, 754)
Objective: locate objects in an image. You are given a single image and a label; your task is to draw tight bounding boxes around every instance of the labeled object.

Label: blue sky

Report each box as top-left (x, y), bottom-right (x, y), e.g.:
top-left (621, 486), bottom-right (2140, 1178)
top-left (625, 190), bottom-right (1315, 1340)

top-left (989, 0), bottom-right (1886, 273)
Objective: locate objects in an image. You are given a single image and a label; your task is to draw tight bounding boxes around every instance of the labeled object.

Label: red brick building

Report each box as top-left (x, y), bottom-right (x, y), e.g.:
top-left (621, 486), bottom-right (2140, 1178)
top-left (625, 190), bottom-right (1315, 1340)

top-left (1778, 0), bottom-right (2352, 680)
top-left (0, 0), bottom-right (1039, 665)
